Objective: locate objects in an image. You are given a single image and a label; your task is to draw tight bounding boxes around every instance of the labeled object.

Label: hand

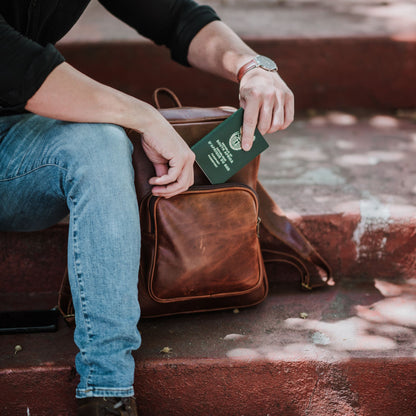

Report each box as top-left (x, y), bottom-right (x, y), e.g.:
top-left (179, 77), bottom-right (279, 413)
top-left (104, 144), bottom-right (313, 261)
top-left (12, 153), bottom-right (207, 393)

top-left (239, 69), bottom-right (294, 151)
top-left (140, 110), bottom-right (195, 198)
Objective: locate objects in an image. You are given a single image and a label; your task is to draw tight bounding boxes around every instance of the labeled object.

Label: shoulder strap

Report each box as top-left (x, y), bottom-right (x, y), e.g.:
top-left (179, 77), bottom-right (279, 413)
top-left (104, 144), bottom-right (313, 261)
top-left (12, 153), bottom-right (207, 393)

top-left (256, 181), bottom-right (332, 289)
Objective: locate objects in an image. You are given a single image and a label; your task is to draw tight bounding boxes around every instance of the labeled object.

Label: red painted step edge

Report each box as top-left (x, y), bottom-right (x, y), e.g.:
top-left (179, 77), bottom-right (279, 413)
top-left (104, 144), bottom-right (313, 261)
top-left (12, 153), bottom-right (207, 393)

top-left (1, 358), bottom-right (415, 416)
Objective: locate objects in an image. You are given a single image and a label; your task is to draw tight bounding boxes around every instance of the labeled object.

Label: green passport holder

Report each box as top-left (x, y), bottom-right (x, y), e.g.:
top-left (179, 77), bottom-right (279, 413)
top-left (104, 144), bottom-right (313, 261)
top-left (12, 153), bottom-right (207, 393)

top-left (191, 108), bottom-right (269, 184)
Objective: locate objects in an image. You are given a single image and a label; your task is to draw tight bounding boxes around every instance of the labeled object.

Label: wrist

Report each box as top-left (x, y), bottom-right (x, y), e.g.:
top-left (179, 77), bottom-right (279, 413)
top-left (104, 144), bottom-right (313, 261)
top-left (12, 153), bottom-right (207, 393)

top-left (236, 55), bottom-right (278, 83)
top-left (115, 95), bottom-right (160, 133)
top-left (230, 53), bottom-right (257, 82)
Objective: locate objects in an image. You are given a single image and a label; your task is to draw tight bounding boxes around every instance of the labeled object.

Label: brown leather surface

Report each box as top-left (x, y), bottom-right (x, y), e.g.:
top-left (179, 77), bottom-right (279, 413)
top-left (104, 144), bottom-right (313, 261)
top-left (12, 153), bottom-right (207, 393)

top-left (140, 186), bottom-right (263, 305)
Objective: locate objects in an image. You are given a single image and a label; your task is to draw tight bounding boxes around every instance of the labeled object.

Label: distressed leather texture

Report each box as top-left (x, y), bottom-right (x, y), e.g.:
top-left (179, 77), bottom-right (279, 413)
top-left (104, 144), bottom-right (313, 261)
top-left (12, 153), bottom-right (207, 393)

top-left (138, 185), bottom-right (267, 317)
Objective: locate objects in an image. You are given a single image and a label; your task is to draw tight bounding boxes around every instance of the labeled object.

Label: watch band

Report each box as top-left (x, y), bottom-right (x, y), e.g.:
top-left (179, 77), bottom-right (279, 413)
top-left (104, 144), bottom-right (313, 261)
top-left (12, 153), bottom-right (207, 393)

top-left (237, 55), bottom-right (278, 82)
top-left (237, 60), bottom-right (258, 82)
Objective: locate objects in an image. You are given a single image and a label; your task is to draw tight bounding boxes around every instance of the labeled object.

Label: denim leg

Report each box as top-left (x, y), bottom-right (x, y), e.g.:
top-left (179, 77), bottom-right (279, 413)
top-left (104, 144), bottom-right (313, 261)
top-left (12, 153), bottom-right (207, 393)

top-left (0, 114), bottom-right (142, 398)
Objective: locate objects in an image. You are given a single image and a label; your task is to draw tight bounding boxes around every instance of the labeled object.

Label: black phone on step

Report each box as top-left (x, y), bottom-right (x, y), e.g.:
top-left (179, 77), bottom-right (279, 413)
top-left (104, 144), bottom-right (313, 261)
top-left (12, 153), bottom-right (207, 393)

top-left (0, 309), bottom-right (59, 334)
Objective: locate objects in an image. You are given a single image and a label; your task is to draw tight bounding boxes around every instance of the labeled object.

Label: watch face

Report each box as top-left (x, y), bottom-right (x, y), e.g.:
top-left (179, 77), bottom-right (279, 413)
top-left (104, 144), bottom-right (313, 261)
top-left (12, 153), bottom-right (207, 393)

top-left (255, 55), bottom-right (277, 71)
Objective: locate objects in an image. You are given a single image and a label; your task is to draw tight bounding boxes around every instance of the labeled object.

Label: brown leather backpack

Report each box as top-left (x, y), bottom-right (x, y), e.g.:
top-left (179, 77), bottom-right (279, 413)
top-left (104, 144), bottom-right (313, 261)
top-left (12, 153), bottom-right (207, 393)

top-left (58, 88), bottom-right (331, 323)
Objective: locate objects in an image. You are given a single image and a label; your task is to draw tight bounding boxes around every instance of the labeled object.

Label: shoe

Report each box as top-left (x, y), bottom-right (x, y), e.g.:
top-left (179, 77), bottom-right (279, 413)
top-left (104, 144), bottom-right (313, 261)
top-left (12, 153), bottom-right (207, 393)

top-left (77, 396), bottom-right (138, 416)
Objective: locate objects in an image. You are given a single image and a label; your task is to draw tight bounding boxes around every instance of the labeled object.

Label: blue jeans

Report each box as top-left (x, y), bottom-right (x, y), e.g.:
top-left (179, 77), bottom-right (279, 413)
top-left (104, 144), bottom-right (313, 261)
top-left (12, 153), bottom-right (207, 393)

top-left (0, 113), bottom-right (142, 398)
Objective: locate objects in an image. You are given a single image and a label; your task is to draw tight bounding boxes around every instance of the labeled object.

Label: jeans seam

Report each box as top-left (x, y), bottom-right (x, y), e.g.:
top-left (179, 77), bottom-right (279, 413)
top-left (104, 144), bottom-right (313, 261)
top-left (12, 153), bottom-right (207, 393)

top-left (0, 163), bottom-right (68, 182)
top-left (69, 193), bottom-right (95, 388)
top-left (0, 164), bottom-right (69, 202)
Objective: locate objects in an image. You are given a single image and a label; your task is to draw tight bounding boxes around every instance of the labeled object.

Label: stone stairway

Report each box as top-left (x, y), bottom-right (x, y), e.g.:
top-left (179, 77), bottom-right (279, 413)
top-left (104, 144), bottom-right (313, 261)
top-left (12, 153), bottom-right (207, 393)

top-left (1, 1), bottom-right (416, 415)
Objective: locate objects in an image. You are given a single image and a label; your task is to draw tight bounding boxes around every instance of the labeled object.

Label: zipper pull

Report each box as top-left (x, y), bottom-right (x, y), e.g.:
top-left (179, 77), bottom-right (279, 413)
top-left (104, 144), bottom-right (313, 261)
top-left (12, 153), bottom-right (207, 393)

top-left (256, 217), bottom-right (261, 238)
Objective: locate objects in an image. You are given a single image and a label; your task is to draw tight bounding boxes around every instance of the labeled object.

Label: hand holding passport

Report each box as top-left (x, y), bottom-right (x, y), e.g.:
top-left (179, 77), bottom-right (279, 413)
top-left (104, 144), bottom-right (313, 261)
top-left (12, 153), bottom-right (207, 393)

top-left (191, 108), bottom-right (269, 184)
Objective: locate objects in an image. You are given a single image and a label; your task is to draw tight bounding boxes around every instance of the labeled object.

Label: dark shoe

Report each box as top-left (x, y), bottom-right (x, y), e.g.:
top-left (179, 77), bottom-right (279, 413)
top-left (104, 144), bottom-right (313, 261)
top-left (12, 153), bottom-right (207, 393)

top-left (77, 397), bottom-right (138, 416)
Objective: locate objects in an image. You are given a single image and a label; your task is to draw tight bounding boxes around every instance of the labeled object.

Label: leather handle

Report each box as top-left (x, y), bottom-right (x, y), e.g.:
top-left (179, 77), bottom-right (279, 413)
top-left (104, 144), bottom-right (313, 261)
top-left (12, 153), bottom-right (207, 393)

top-left (153, 87), bottom-right (182, 109)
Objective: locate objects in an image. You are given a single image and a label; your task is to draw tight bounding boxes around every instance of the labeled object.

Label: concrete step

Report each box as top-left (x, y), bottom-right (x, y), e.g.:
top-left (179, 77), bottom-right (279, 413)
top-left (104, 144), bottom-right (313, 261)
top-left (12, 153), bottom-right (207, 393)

top-left (55, 1), bottom-right (416, 111)
top-left (1, 112), bottom-right (415, 296)
top-left (1, 280), bottom-right (416, 416)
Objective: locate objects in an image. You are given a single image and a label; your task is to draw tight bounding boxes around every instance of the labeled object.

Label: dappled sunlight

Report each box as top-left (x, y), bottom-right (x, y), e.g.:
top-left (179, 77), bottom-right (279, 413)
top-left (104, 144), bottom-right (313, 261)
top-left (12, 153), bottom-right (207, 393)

top-left (375, 279), bottom-right (408, 297)
top-left (327, 112), bottom-right (358, 126)
top-left (309, 112), bottom-right (358, 127)
top-left (224, 279), bottom-right (416, 364)
top-left (375, 278), bottom-right (416, 297)
top-left (308, 112), bottom-right (405, 132)
top-left (354, 279), bottom-right (416, 328)
top-left (369, 115), bottom-right (400, 129)
top-left (335, 140), bottom-right (356, 150)
top-left (333, 200), bottom-right (361, 215)
top-left (225, 313), bottom-right (404, 363)
top-left (275, 148), bottom-right (328, 162)
top-left (223, 333), bottom-right (246, 341)
top-left (308, 116), bottom-right (328, 127)
top-left (226, 342), bottom-right (349, 362)
top-left (261, 343), bottom-right (348, 362)
top-left (335, 151), bottom-right (405, 166)
top-left (386, 204), bottom-right (416, 220)
top-left (226, 348), bottom-right (262, 360)
top-left (355, 292), bottom-right (416, 328)
top-left (285, 316), bottom-right (397, 351)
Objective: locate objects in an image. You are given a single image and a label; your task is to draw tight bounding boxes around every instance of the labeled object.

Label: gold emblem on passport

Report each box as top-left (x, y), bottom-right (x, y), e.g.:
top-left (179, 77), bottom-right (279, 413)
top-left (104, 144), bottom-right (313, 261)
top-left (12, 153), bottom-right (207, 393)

top-left (192, 108), bottom-right (269, 184)
top-left (229, 127), bottom-right (256, 151)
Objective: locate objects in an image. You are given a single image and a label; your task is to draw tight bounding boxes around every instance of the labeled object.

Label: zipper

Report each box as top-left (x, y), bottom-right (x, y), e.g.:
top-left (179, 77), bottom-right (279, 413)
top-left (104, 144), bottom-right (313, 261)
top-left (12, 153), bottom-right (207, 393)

top-left (147, 194), bottom-right (158, 234)
top-left (144, 183), bottom-right (258, 235)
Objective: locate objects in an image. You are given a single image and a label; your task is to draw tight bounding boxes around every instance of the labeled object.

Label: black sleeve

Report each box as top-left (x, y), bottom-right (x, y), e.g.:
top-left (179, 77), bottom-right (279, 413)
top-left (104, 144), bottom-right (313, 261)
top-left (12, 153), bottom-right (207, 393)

top-left (98, 0), bottom-right (220, 66)
top-left (0, 13), bottom-right (64, 112)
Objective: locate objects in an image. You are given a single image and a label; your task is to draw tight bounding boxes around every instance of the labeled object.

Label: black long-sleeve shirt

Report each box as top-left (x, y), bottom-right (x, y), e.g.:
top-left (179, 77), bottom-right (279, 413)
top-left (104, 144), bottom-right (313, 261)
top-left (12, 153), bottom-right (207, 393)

top-left (0, 0), bottom-right (220, 115)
